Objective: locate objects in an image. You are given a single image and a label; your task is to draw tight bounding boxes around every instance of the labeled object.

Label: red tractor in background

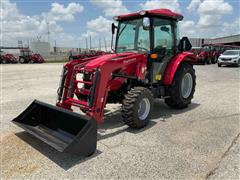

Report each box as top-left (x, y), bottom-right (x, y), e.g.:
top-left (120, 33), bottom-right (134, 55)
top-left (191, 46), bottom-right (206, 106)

top-left (13, 9), bottom-right (196, 156)
top-left (69, 50), bottom-right (110, 61)
top-left (196, 44), bottom-right (239, 64)
top-left (19, 49), bottom-right (45, 63)
top-left (196, 44), bottom-right (215, 64)
top-left (191, 47), bottom-right (204, 64)
top-left (0, 51), bottom-right (18, 64)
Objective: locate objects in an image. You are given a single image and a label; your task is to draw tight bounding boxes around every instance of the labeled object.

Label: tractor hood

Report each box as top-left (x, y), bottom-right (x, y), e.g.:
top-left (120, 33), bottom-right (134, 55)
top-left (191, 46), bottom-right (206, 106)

top-left (84, 52), bottom-right (140, 69)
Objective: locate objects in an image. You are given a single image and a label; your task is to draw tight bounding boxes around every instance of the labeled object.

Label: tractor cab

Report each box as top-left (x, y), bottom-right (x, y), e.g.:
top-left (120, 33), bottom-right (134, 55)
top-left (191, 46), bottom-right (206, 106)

top-left (112, 9), bottom-right (192, 83)
top-left (20, 49), bottom-right (31, 56)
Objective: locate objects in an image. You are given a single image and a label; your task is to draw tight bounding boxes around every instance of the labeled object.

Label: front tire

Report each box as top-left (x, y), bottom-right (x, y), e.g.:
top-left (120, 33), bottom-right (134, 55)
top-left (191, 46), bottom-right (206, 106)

top-left (165, 62), bottom-right (196, 109)
top-left (19, 58), bottom-right (25, 64)
top-left (122, 87), bottom-right (153, 129)
top-left (218, 63), bottom-right (221, 67)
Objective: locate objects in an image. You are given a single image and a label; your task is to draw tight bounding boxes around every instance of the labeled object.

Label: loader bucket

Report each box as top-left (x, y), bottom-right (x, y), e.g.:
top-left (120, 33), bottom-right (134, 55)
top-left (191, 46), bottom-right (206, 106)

top-left (12, 100), bottom-right (97, 156)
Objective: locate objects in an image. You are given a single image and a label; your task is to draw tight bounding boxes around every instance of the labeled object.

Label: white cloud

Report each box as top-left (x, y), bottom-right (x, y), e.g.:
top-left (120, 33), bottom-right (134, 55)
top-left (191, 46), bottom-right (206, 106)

top-left (179, 17), bottom-right (239, 39)
top-left (198, 0), bottom-right (232, 15)
top-left (198, 15), bottom-right (222, 28)
top-left (87, 16), bottom-right (112, 34)
top-left (187, 0), bottom-right (201, 11)
top-left (80, 16), bottom-right (113, 47)
top-left (197, 0), bottom-right (233, 28)
top-left (81, 16), bottom-right (112, 38)
top-left (43, 2), bottom-right (84, 22)
top-left (182, 0), bottom-right (236, 37)
top-left (179, 21), bottom-right (197, 36)
top-left (222, 17), bottom-right (240, 36)
top-left (0, 0), bottom-right (84, 47)
top-left (90, 0), bottom-right (129, 16)
top-left (140, 0), bottom-right (181, 12)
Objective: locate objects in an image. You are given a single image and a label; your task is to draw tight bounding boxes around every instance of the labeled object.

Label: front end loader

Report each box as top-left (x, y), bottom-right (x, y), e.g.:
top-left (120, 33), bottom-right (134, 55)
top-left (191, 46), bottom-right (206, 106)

top-left (13, 9), bottom-right (196, 156)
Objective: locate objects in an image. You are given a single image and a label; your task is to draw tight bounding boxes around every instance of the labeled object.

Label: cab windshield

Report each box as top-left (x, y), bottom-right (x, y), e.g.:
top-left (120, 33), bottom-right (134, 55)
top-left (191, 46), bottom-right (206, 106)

top-left (116, 18), bottom-right (175, 55)
top-left (116, 19), bottom-right (150, 53)
top-left (202, 46), bottom-right (210, 52)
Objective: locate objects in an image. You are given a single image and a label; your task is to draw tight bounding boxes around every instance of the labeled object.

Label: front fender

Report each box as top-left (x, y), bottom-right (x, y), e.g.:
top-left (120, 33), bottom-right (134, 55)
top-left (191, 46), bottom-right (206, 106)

top-left (163, 52), bottom-right (196, 85)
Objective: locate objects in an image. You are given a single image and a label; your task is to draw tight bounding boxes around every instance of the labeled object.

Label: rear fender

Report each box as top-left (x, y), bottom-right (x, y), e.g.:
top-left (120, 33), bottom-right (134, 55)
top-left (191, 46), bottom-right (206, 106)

top-left (163, 52), bottom-right (195, 85)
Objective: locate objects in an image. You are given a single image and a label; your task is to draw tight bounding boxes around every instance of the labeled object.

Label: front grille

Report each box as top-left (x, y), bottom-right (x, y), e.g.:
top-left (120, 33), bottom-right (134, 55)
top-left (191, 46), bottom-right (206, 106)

top-left (221, 58), bottom-right (232, 61)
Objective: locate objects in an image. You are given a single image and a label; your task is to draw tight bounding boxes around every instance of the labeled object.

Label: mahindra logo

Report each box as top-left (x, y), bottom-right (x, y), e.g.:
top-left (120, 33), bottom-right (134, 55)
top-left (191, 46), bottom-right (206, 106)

top-left (124, 58), bottom-right (136, 64)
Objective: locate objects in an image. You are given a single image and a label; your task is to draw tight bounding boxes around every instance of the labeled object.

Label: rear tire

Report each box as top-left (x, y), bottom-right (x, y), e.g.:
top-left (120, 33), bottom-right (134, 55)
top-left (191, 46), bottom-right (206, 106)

top-left (19, 58), bottom-right (25, 64)
top-left (214, 56), bottom-right (218, 63)
top-left (2, 59), bottom-right (7, 64)
top-left (206, 57), bottom-right (211, 64)
top-left (211, 57), bottom-right (216, 64)
top-left (165, 62), bottom-right (196, 109)
top-left (122, 87), bottom-right (153, 129)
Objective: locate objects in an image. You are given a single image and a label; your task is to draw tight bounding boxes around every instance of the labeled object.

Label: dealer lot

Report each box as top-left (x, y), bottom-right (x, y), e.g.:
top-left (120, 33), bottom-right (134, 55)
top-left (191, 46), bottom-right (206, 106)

top-left (0, 63), bottom-right (239, 179)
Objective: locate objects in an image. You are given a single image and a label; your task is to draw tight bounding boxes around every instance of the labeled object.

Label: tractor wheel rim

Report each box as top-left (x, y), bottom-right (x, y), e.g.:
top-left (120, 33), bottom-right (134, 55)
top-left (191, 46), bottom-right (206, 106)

top-left (181, 73), bottom-right (193, 99)
top-left (138, 98), bottom-right (150, 120)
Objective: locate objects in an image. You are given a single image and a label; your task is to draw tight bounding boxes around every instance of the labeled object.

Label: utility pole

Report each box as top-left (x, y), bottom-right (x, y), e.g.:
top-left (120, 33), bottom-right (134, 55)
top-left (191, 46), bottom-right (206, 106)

top-left (47, 22), bottom-right (50, 44)
top-left (99, 38), bottom-right (101, 50)
top-left (104, 37), bottom-right (107, 51)
top-left (85, 38), bottom-right (88, 51)
top-left (89, 36), bottom-right (92, 50)
top-left (54, 40), bottom-right (57, 61)
top-left (54, 40), bottom-right (57, 53)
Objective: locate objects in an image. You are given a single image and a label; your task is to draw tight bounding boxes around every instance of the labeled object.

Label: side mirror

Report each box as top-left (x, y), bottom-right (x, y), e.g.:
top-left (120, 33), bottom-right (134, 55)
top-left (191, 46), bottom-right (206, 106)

top-left (111, 23), bottom-right (117, 52)
top-left (112, 23), bottom-right (117, 34)
top-left (143, 17), bottom-right (150, 30)
top-left (178, 37), bottom-right (192, 51)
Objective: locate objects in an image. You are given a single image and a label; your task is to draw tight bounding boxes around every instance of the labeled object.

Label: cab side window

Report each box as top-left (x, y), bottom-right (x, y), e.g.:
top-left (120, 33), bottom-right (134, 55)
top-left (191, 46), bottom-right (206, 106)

top-left (153, 18), bottom-right (174, 55)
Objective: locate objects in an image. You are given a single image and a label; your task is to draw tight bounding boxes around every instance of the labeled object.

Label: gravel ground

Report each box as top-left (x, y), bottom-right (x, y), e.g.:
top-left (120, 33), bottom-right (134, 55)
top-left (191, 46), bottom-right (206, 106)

top-left (0, 63), bottom-right (239, 179)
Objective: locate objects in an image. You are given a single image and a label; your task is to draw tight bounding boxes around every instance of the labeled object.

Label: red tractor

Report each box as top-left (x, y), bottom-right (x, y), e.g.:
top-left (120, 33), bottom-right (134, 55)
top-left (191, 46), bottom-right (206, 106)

top-left (13, 9), bottom-right (196, 156)
top-left (196, 45), bottom-right (214, 64)
top-left (0, 51), bottom-right (18, 64)
top-left (19, 49), bottom-right (45, 63)
top-left (199, 44), bottom-right (227, 64)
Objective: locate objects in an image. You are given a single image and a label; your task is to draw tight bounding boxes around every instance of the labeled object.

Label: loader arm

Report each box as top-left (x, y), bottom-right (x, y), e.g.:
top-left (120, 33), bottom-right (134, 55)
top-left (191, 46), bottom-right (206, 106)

top-left (57, 53), bottom-right (147, 123)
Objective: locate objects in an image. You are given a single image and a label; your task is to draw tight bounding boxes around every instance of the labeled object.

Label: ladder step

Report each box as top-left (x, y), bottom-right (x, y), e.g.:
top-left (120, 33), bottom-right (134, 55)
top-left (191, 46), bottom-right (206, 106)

top-left (66, 98), bottom-right (89, 108)
top-left (77, 88), bottom-right (91, 95)
top-left (75, 80), bottom-right (93, 85)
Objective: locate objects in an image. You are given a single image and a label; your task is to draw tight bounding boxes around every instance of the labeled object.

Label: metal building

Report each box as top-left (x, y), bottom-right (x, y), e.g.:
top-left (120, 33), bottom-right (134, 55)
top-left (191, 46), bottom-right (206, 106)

top-left (189, 34), bottom-right (240, 47)
top-left (206, 34), bottom-right (240, 45)
top-left (30, 41), bottom-right (50, 57)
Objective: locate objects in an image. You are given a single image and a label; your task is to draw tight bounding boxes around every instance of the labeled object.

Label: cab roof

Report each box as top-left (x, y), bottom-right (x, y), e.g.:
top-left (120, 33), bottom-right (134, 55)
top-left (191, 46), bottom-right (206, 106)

top-left (116, 9), bottom-right (183, 21)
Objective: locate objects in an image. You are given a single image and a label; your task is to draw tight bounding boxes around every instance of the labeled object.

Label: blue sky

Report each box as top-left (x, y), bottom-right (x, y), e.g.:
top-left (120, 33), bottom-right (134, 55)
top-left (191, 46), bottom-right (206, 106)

top-left (1, 0), bottom-right (239, 47)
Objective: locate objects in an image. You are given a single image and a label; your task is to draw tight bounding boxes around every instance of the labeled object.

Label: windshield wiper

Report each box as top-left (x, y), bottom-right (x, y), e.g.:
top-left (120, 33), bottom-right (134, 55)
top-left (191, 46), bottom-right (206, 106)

top-left (117, 22), bottom-right (129, 38)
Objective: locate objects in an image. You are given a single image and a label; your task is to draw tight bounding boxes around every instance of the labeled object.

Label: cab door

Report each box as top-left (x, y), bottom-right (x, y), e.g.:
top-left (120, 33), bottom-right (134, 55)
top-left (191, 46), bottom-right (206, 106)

top-left (151, 18), bottom-right (175, 83)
